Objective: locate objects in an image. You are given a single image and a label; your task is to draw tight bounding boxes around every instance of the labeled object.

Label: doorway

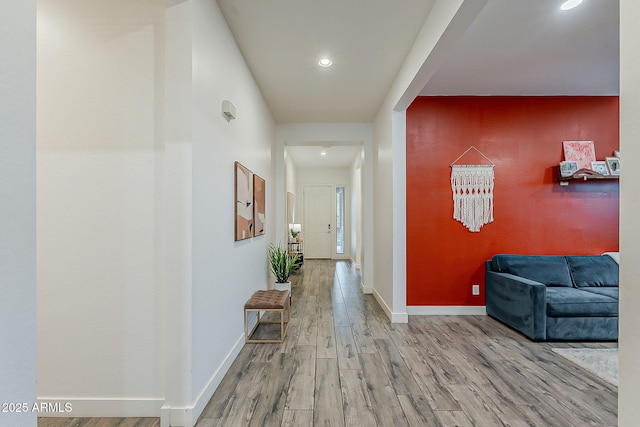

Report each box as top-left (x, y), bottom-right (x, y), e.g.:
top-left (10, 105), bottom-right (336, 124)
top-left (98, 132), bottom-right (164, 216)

top-left (303, 185), bottom-right (332, 258)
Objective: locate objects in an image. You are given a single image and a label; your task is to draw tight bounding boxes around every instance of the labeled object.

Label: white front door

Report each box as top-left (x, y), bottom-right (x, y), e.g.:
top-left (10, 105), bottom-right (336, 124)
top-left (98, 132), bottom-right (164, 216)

top-left (303, 185), bottom-right (332, 259)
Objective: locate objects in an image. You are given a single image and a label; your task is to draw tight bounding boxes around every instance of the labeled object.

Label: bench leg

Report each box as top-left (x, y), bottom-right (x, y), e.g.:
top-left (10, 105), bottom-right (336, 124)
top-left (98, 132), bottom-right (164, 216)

top-left (245, 309), bottom-right (262, 342)
top-left (245, 308), bottom-right (288, 343)
top-left (280, 310), bottom-right (284, 342)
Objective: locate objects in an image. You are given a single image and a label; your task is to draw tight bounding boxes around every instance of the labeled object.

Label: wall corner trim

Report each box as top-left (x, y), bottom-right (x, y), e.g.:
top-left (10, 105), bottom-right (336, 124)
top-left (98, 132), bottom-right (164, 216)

top-left (160, 405), bottom-right (193, 427)
top-left (372, 289), bottom-right (408, 323)
top-left (360, 281), bottom-right (373, 294)
top-left (391, 312), bottom-right (409, 323)
top-left (159, 333), bottom-right (245, 426)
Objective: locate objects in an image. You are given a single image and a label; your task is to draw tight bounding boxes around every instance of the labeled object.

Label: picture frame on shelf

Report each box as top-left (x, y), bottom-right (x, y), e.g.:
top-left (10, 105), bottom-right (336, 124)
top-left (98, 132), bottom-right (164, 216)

top-left (559, 161), bottom-right (579, 177)
top-left (563, 140), bottom-right (596, 170)
top-left (591, 161), bottom-right (609, 175)
top-left (605, 157), bottom-right (620, 175)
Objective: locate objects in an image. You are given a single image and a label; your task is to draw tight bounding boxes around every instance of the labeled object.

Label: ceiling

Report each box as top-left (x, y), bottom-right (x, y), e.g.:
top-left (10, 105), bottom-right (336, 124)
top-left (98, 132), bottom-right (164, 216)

top-left (217, 0), bottom-right (619, 168)
top-left (217, 0), bottom-right (437, 123)
top-left (286, 145), bottom-right (362, 169)
top-left (422, 0), bottom-right (619, 96)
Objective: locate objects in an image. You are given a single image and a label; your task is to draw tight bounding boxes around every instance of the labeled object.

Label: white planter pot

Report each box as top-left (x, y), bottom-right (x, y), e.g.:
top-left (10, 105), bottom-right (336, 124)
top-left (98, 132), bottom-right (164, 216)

top-left (274, 281), bottom-right (292, 304)
top-left (273, 281), bottom-right (291, 293)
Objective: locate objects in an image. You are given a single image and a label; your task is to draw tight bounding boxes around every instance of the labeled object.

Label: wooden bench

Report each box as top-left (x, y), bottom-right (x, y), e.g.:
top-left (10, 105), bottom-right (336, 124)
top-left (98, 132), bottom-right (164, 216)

top-left (244, 289), bottom-right (291, 343)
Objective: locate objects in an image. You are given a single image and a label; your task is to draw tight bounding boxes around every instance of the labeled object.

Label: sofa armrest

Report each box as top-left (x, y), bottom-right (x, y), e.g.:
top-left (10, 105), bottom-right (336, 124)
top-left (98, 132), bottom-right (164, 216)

top-left (485, 270), bottom-right (547, 341)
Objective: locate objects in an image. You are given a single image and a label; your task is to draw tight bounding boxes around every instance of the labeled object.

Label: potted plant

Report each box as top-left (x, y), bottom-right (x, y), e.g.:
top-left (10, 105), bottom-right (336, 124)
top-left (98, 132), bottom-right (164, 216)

top-left (290, 229), bottom-right (300, 242)
top-left (268, 242), bottom-right (298, 294)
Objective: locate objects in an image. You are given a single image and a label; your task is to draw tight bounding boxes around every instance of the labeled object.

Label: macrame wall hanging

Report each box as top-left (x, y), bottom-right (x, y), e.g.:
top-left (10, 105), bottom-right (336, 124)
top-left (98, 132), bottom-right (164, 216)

top-left (450, 146), bottom-right (495, 232)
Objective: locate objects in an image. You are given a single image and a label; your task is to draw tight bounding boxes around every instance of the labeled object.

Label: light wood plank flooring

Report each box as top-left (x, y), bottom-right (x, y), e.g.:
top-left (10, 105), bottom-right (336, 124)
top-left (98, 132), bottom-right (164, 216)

top-left (37, 418), bottom-right (160, 427)
top-left (39, 259), bottom-right (617, 427)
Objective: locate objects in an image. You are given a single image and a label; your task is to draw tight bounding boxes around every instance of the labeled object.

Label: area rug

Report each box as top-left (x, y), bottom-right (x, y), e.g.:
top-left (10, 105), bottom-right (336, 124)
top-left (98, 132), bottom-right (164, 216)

top-left (552, 348), bottom-right (618, 386)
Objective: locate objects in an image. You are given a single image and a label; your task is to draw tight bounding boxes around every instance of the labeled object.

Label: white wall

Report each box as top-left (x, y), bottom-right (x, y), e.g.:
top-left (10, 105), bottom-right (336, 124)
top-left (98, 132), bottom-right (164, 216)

top-left (350, 149), bottom-right (364, 269)
top-left (371, 0), bottom-right (488, 322)
top-left (619, 0), bottom-right (640, 423)
top-left (285, 148), bottom-right (297, 234)
top-left (0, 2), bottom-right (37, 426)
top-left (189, 0), bottom-right (274, 423)
top-left (37, 1), bottom-right (274, 425)
top-left (164, 0), bottom-right (193, 419)
top-left (37, 0), bottom-right (165, 415)
top-left (285, 149), bottom-right (297, 197)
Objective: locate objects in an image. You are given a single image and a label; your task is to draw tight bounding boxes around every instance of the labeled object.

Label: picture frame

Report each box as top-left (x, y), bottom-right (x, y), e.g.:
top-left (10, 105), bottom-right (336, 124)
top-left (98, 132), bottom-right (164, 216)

top-left (234, 161), bottom-right (253, 241)
top-left (253, 174), bottom-right (266, 237)
top-left (591, 161), bottom-right (609, 176)
top-left (563, 140), bottom-right (596, 170)
top-left (605, 157), bottom-right (620, 176)
top-left (559, 161), bottom-right (579, 177)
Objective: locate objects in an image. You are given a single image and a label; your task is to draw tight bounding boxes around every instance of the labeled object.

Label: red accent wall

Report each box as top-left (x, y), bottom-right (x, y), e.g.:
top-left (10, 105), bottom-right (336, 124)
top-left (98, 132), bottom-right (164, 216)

top-left (406, 96), bottom-right (619, 306)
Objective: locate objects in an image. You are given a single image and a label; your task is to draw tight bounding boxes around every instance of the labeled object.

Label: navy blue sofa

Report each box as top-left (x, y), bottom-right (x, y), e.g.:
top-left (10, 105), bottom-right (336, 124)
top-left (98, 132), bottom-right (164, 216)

top-left (485, 254), bottom-right (619, 341)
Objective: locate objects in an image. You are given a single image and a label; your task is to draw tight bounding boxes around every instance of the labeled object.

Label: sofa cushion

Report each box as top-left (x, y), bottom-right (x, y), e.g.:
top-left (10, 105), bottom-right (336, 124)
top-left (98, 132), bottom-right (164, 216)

top-left (546, 288), bottom-right (618, 317)
top-left (580, 287), bottom-right (619, 300)
top-left (546, 316), bottom-right (618, 341)
top-left (566, 255), bottom-right (619, 288)
top-left (491, 255), bottom-right (573, 287)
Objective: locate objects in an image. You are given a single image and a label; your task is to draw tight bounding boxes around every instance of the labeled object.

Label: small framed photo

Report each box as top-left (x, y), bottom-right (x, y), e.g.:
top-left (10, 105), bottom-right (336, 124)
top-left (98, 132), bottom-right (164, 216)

top-left (605, 157), bottom-right (620, 175)
top-left (591, 161), bottom-right (609, 175)
top-left (559, 161), bottom-right (579, 177)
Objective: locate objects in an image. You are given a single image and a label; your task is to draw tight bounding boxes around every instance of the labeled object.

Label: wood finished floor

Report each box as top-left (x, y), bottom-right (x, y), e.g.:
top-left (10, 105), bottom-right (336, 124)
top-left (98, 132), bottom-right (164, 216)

top-left (39, 259), bottom-right (617, 427)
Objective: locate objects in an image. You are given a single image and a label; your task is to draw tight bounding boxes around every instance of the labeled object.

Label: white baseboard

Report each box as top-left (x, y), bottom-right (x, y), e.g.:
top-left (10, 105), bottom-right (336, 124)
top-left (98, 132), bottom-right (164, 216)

top-left (407, 306), bottom-right (487, 315)
top-left (372, 289), bottom-right (408, 324)
top-left (160, 406), bottom-right (192, 427)
top-left (191, 333), bottom-right (245, 423)
top-left (360, 280), bottom-right (372, 294)
top-left (373, 289), bottom-right (391, 318)
top-left (391, 311), bottom-right (409, 323)
top-left (39, 333), bottom-right (246, 427)
top-left (35, 397), bottom-right (163, 418)
top-left (161, 332), bottom-right (245, 427)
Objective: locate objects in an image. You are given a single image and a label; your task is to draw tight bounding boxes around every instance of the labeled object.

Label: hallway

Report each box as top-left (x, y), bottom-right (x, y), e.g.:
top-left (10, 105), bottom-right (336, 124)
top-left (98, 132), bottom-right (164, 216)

top-left (39, 259), bottom-right (617, 426)
top-left (195, 260), bottom-right (617, 426)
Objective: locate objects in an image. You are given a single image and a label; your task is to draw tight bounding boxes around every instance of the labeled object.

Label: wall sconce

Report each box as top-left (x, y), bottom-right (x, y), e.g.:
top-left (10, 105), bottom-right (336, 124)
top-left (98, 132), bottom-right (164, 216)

top-left (222, 100), bottom-right (236, 121)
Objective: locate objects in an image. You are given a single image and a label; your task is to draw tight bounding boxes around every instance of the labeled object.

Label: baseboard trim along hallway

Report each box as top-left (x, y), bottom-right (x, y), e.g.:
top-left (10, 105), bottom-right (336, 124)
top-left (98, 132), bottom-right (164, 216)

top-left (406, 306), bottom-right (487, 315)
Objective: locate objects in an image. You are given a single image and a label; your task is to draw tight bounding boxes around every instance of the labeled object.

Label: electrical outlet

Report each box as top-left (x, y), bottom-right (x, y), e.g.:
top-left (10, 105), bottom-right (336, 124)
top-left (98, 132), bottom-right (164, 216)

top-left (472, 284), bottom-right (480, 296)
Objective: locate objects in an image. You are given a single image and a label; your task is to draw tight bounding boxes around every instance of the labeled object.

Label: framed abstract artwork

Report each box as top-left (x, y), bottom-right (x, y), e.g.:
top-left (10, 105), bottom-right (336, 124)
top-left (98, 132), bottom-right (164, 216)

top-left (234, 161), bottom-right (253, 241)
top-left (563, 140), bottom-right (596, 170)
top-left (253, 174), bottom-right (266, 236)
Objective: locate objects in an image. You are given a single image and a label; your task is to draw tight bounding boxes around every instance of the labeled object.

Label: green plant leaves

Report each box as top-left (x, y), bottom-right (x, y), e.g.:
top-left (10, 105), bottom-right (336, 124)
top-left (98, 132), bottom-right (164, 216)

top-left (268, 242), bottom-right (298, 283)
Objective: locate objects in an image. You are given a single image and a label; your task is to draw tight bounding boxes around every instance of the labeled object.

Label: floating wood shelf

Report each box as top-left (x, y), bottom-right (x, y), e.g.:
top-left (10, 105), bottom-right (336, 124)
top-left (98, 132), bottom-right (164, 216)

top-left (556, 169), bottom-right (619, 186)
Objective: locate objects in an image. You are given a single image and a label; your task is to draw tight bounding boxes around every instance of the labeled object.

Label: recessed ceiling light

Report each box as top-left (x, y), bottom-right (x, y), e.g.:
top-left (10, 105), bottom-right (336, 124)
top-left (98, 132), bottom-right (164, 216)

top-left (318, 58), bottom-right (333, 67)
top-left (320, 151), bottom-right (327, 156)
top-left (560, 0), bottom-right (583, 10)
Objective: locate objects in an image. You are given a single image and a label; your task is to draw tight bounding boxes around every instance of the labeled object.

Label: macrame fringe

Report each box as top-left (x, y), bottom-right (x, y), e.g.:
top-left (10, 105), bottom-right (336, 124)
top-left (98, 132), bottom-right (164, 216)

top-left (451, 165), bottom-right (494, 232)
